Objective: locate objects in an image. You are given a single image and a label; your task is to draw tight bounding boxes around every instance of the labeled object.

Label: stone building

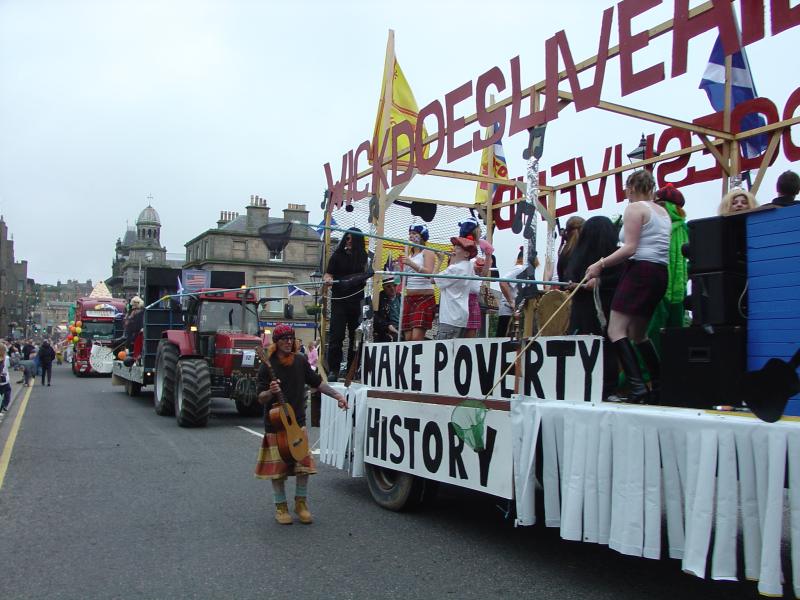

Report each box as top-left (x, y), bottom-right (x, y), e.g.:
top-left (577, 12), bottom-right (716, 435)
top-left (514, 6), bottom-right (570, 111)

top-left (0, 216), bottom-right (35, 339)
top-left (35, 279), bottom-right (95, 337)
top-left (183, 195), bottom-right (323, 335)
top-left (106, 205), bottom-right (182, 299)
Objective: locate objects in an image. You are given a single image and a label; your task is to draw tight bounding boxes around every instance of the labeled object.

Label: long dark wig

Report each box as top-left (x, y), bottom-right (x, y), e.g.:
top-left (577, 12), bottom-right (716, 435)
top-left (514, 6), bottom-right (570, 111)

top-left (565, 216), bottom-right (619, 282)
top-left (333, 227), bottom-right (368, 271)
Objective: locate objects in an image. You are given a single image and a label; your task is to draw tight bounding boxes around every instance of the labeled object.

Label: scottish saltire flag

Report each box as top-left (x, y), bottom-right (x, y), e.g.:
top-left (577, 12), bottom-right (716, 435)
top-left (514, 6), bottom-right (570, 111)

top-left (699, 35), bottom-right (767, 158)
top-left (474, 122), bottom-right (509, 204)
top-left (288, 284), bottom-right (311, 297)
top-left (315, 217), bottom-right (337, 239)
top-left (176, 276), bottom-right (184, 296)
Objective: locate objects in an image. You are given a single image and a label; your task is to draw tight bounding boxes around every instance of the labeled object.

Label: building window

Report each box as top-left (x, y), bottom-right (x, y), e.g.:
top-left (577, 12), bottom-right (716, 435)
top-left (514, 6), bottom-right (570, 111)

top-left (257, 282), bottom-right (285, 313)
top-left (233, 239), bottom-right (247, 260)
top-left (269, 248), bottom-right (283, 261)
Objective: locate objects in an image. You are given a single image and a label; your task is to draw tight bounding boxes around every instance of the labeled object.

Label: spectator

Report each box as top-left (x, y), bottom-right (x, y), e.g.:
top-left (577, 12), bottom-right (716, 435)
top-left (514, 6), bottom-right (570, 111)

top-left (0, 345), bottom-right (11, 412)
top-left (306, 340), bottom-right (319, 371)
top-left (22, 340), bottom-right (34, 360)
top-left (718, 187), bottom-right (758, 215)
top-left (771, 170), bottom-right (800, 207)
top-left (38, 339), bottom-right (56, 386)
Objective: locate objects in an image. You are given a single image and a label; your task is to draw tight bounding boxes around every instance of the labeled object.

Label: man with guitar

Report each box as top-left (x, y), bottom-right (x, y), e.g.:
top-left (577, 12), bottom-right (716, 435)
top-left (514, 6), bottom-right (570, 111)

top-left (254, 324), bottom-right (348, 525)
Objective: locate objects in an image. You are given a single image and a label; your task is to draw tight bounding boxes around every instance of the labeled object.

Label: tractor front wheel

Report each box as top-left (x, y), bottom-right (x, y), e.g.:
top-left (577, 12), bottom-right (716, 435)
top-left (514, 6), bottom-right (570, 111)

top-left (175, 359), bottom-right (212, 428)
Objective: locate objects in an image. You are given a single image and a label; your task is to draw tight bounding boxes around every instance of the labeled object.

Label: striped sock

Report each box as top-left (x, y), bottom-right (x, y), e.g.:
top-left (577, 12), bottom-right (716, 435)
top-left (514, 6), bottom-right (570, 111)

top-left (273, 490), bottom-right (287, 504)
top-left (295, 483), bottom-right (307, 498)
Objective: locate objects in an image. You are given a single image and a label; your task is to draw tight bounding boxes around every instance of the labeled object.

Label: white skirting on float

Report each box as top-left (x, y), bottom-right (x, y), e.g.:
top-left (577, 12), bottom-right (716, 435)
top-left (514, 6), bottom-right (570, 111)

top-left (511, 399), bottom-right (800, 598)
top-left (319, 383), bottom-right (368, 477)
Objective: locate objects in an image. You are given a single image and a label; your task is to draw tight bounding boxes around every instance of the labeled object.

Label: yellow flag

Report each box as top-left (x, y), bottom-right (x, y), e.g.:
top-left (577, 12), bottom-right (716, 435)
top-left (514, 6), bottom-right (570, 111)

top-left (474, 122), bottom-right (509, 204)
top-left (371, 57), bottom-right (428, 167)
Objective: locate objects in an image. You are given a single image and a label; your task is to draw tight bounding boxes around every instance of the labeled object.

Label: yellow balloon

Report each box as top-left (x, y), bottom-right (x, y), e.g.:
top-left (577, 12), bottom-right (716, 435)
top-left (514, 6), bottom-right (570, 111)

top-left (75, 327), bottom-right (82, 334)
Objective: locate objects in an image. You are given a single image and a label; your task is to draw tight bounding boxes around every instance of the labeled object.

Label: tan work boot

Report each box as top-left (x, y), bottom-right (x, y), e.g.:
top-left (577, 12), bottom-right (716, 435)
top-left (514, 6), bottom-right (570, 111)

top-left (294, 497), bottom-right (313, 524)
top-left (274, 502), bottom-right (293, 525)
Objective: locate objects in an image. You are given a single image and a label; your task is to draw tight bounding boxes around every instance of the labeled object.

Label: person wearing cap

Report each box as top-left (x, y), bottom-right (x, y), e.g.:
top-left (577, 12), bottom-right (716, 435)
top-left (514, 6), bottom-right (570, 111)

top-left (457, 217), bottom-right (493, 337)
top-left (255, 324), bottom-right (347, 525)
top-left (401, 224), bottom-right (437, 341)
top-left (645, 183), bottom-right (690, 367)
top-left (323, 228), bottom-right (369, 380)
top-left (373, 276), bottom-right (400, 342)
top-left (434, 237), bottom-right (480, 339)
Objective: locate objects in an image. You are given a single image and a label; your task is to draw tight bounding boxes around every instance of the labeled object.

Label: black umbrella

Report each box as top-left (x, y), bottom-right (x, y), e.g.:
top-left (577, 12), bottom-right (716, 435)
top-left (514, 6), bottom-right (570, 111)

top-left (737, 348), bottom-right (800, 423)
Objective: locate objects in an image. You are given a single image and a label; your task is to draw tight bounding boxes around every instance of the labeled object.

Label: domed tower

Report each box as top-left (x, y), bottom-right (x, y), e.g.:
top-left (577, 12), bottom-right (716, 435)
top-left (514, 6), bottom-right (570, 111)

top-left (137, 205), bottom-right (161, 245)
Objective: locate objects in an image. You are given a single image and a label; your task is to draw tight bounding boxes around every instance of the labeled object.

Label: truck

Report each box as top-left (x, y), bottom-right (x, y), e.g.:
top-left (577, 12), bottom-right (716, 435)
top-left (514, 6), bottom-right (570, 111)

top-left (112, 268), bottom-right (264, 426)
top-left (71, 296), bottom-right (127, 376)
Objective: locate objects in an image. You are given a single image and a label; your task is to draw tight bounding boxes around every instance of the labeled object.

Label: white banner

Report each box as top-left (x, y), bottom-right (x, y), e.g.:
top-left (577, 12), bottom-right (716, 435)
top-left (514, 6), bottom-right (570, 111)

top-left (362, 336), bottom-right (603, 403)
top-left (363, 397), bottom-right (514, 499)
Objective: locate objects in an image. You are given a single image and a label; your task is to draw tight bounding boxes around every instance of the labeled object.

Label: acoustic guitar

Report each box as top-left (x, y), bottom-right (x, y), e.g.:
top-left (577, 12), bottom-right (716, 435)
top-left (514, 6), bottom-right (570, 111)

top-left (255, 346), bottom-right (309, 463)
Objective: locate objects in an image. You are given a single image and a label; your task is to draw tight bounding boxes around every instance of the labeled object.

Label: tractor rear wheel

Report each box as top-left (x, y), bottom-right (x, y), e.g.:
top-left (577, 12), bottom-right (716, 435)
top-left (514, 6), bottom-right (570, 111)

top-left (175, 358), bottom-right (212, 428)
top-left (154, 341), bottom-right (178, 416)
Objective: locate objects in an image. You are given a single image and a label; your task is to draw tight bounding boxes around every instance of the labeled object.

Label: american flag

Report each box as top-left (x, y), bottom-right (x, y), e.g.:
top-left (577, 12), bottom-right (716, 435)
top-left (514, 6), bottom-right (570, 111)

top-left (182, 270), bottom-right (210, 291)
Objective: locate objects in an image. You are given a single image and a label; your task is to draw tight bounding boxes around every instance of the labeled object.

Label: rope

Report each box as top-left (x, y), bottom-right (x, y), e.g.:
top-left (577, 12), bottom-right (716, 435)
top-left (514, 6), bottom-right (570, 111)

top-left (481, 274), bottom-right (589, 401)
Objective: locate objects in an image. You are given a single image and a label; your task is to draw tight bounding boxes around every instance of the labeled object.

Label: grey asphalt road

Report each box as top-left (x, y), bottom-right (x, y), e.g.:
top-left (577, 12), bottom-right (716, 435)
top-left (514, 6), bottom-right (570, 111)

top-left (0, 365), bottom-right (763, 599)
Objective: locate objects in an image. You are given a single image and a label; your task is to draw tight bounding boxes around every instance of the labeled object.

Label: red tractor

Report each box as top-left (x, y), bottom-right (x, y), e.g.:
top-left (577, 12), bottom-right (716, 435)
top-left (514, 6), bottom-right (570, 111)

top-left (115, 288), bottom-right (265, 427)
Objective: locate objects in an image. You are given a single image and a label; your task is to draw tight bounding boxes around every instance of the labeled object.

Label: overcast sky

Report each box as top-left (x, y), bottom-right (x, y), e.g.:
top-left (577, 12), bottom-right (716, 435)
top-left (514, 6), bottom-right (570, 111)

top-left (0, 0), bottom-right (796, 285)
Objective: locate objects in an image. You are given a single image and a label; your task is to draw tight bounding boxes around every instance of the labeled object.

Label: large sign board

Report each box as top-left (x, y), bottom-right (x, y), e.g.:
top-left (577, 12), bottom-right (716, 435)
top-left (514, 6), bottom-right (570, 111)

top-left (364, 396), bottom-right (513, 498)
top-left (324, 1), bottom-right (800, 214)
top-left (362, 337), bottom-right (603, 403)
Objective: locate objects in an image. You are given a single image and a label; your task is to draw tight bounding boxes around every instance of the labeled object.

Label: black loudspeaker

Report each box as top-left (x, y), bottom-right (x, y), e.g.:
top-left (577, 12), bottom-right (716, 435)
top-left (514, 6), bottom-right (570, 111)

top-left (685, 214), bottom-right (746, 274)
top-left (685, 271), bottom-right (747, 326)
top-left (660, 325), bottom-right (746, 408)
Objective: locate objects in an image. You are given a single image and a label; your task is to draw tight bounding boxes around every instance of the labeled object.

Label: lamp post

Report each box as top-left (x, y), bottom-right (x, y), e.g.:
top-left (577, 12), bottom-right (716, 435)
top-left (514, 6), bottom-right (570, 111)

top-left (309, 270), bottom-right (322, 342)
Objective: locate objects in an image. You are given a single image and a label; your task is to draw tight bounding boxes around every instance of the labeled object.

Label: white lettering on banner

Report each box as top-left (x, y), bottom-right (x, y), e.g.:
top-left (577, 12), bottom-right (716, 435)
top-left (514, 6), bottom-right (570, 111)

top-left (364, 397), bottom-right (513, 499)
top-left (362, 336), bottom-right (603, 403)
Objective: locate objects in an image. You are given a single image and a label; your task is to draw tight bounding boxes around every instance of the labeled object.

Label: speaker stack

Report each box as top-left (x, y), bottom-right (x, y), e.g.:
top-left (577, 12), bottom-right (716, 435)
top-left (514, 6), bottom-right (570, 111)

top-left (660, 214), bottom-right (748, 408)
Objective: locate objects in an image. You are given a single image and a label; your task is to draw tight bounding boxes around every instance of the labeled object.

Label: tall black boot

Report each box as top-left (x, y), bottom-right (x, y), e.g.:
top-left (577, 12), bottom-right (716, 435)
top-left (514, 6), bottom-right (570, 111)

top-left (636, 339), bottom-right (661, 403)
top-left (612, 338), bottom-right (649, 404)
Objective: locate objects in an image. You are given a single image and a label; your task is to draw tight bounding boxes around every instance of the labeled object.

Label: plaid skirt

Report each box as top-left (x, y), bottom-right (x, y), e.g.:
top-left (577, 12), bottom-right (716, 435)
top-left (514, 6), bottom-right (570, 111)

top-left (254, 431), bottom-right (316, 480)
top-left (466, 292), bottom-right (481, 330)
top-left (611, 260), bottom-right (668, 318)
top-left (403, 293), bottom-right (436, 331)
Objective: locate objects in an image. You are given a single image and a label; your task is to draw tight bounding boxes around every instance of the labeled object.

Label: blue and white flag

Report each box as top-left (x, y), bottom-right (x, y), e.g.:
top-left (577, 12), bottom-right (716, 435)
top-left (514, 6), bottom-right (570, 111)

top-left (699, 35), bottom-right (767, 159)
top-left (315, 217), bottom-right (337, 239)
top-left (288, 284), bottom-right (311, 297)
top-left (177, 276), bottom-right (184, 296)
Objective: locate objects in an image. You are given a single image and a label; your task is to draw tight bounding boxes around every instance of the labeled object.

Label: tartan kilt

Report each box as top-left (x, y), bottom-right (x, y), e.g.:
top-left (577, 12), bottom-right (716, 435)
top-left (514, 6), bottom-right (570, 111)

top-left (254, 431), bottom-right (316, 480)
top-left (403, 293), bottom-right (436, 330)
top-left (466, 292), bottom-right (481, 330)
top-left (611, 260), bottom-right (668, 318)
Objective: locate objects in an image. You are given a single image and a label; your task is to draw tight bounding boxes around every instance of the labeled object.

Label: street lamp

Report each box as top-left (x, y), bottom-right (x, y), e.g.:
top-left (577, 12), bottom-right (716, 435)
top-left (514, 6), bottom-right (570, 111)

top-left (309, 271), bottom-right (323, 342)
top-left (137, 251), bottom-right (154, 296)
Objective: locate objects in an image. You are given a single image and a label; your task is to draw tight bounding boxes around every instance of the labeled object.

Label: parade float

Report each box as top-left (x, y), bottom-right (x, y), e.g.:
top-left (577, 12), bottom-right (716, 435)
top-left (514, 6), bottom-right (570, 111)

top-left (69, 283), bottom-right (126, 376)
top-left (311, 1), bottom-right (800, 596)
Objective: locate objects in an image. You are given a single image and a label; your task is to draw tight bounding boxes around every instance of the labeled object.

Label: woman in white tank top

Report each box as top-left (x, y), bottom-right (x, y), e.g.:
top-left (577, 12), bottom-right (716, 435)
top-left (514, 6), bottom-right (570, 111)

top-left (585, 170), bottom-right (670, 404)
top-left (402, 224), bottom-right (437, 341)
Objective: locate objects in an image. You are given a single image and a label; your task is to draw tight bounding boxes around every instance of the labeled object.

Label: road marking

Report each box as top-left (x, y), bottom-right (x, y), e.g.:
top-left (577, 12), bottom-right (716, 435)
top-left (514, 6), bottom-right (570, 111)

top-left (0, 383), bottom-right (34, 491)
top-left (236, 426), bottom-right (320, 455)
top-left (237, 426), bottom-right (263, 438)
